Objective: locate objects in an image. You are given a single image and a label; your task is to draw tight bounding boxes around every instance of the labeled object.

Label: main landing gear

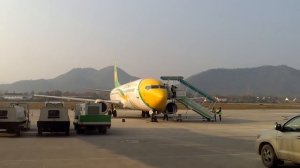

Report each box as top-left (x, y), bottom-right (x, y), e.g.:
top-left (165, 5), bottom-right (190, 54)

top-left (141, 111), bottom-right (150, 118)
top-left (108, 105), bottom-right (117, 117)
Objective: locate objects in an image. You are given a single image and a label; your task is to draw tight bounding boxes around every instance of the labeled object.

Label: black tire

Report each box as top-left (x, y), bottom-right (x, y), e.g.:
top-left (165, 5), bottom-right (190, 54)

top-left (76, 128), bottom-right (84, 134)
top-left (261, 144), bottom-right (278, 168)
top-left (16, 129), bottom-right (21, 137)
top-left (98, 127), bottom-right (107, 134)
top-left (65, 129), bottom-right (70, 136)
top-left (112, 110), bottom-right (117, 117)
top-left (141, 111), bottom-right (146, 118)
top-left (38, 128), bottom-right (42, 136)
top-left (102, 128), bottom-right (107, 134)
top-left (108, 110), bottom-right (112, 116)
top-left (146, 111), bottom-right (151, 118)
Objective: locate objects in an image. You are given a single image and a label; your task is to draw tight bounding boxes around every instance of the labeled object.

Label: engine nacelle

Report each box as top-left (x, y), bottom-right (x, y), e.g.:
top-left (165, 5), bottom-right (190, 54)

top-left (94, 100), bottom-right (108, 113)
top-left (165, 102), bottom-right (177, 114)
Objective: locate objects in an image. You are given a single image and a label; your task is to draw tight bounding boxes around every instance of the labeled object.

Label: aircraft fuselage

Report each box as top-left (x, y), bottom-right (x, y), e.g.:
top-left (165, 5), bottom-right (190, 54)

top-left (110, 79), bottom-right (168, 112)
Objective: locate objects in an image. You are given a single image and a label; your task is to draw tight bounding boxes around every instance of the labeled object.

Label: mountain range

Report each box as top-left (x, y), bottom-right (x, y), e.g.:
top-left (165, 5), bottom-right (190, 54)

top-left (186, 65), bottom-right (300, 97)
top-left (1, 65), bottom-right (300, 97)
top-left (0, 66), bottom-right (138, 93)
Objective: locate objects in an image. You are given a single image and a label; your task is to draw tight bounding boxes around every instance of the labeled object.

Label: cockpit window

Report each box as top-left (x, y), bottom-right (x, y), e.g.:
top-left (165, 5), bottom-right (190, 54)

top-left (151, 85), bottom-right (160, 89)
top-left (145, 85), bottom-right (167, 90)
top-left (160, 85), bottom-right (166, 89)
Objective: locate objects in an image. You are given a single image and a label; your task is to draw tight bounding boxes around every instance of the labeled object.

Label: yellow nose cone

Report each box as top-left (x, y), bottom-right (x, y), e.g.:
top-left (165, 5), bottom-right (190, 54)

top-left (148, 89), bottom-right (168, 111)
top-left (139, 79), bottom-right (168, 111)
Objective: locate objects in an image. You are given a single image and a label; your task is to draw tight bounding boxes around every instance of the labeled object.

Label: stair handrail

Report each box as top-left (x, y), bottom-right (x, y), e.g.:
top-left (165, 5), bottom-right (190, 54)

top-left (179, 79), bottom-right (216, 102)
top-left (177, 97), bottom-right (214, 119)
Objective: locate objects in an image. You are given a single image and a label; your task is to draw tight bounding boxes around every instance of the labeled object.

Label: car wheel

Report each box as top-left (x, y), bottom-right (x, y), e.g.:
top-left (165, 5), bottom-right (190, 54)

top-left (261, 144), bottom-right (278, 168)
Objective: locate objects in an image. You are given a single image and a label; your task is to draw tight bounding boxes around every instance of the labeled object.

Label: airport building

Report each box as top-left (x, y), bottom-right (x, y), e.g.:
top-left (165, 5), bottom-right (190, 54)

top-left (1, 93), bottom-right (32, 100)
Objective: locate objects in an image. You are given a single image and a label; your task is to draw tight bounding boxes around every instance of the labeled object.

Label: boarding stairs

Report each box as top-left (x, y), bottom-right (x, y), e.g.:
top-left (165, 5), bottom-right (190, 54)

top-left (161, 76), bottom-right (217, 121)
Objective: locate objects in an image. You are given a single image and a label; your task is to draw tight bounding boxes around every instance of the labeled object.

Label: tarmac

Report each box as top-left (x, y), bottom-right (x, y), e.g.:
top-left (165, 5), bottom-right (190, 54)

top-left (0, 109), bottom-right (299, 168)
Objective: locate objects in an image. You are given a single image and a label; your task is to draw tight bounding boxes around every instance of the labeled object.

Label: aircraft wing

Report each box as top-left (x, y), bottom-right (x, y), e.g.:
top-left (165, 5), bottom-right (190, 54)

top-left (34, 94), bottom-right (121, 105)
top-left (86, 88), bottom-right (111, 92)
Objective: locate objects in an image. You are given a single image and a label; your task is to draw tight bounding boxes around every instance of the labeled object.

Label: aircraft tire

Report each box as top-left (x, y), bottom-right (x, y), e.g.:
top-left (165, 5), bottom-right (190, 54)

top-left (141, 111), bottom-right (146, 118)
top-left (146, 111), bottom-right (150, 118)
top-left (112, 110), bottom-right (117, 117)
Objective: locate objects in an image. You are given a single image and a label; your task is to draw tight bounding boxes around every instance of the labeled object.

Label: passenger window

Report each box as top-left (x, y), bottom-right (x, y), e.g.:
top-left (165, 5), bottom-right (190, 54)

top-left (145, 86), bottom-right (151, 90)
top-left (284, 117), bottom-right (300, 132)
top-left (0, 110), bottom-right (8, 119)
top-left (48, 110), bottom-right (60, 118)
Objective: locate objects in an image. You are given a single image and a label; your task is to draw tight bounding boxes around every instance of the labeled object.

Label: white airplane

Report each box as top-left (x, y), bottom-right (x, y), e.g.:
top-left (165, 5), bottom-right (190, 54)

top-left (34, 65), bottom-right (177, 117)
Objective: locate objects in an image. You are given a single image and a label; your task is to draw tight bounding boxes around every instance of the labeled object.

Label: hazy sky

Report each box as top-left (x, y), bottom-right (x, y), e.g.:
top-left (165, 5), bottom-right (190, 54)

top-left (0, 0), bottom-right (299, 84)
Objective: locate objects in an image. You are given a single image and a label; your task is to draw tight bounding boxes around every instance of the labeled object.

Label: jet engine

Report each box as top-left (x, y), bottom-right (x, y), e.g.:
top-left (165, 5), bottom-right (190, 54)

top-left (165, 102), bottom-right (177, 114)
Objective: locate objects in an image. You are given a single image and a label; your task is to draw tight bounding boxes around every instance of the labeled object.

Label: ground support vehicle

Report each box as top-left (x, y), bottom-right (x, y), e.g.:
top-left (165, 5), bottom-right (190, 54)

top-left (74, 103), bottom-right (111, 134)
top-left (0, 103), bottom-right (30, 136)
top-left (37, 102), bottom-right (70, 136)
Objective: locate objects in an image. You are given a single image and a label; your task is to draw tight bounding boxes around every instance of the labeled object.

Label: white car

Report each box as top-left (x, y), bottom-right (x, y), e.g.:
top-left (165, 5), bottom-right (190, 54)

top-left (256, 115), bottom-right (300, 167)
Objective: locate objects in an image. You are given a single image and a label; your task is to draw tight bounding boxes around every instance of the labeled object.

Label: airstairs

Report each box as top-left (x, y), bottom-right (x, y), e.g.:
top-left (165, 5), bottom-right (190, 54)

top-left (161, 76), bottom-right (217, 121)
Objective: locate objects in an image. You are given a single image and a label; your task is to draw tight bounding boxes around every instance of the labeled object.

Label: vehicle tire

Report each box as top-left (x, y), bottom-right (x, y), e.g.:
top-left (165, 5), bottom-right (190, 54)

top-left (108, 110), bottom-right (112, 116)
top-left (65, 129), bottom-right (70, 136)
top-left (76, 128), bottom-right (84, 134)
top-left (102, 128), bottom-right (107, 134)
top-left (261, 144), bottom-right (278, 168)
top-left (98, 127), bottom-right (107, 134)
top-left (38, 128), bottom-right (42, 136)
top-left (16, 129), bottom-right (21, 137)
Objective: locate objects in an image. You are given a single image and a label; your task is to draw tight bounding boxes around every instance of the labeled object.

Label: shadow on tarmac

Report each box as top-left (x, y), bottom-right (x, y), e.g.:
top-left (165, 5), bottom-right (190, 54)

top-left (76, 126), bottom-right (298, 168)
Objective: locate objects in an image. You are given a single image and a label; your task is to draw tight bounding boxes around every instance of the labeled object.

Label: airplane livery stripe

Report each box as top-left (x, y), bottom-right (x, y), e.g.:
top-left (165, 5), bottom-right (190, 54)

top-left (138, 79), bottom-right (153, 110)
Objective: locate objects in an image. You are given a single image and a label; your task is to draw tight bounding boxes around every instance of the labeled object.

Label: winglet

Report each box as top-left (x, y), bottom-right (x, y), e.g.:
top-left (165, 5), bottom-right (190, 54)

top-left (114, 64), bottom-right (121, 88)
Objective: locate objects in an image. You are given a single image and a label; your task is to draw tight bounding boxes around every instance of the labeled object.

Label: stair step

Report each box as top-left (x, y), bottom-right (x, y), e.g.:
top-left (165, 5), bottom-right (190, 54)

top-left (161, 76), bottom-right (217, 121)
top-left (176, 97), bottom-right (215, 120)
